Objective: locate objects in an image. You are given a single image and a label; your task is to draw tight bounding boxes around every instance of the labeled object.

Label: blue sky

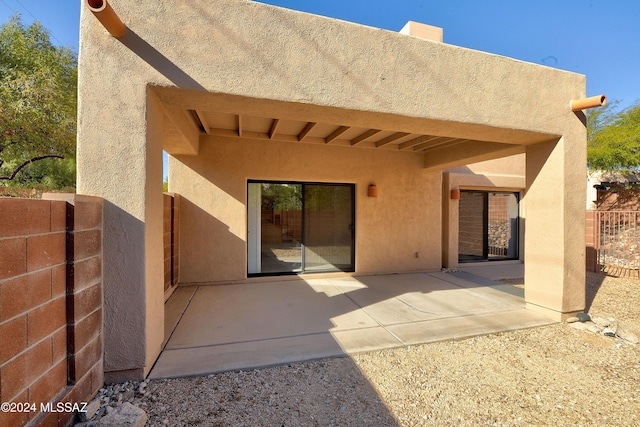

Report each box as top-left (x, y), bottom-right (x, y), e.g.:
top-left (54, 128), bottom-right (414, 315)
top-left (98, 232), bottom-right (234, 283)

top-left (1, 0), bottom-right (638, 108)
top-left (2, 1), bottom-right (639, 178)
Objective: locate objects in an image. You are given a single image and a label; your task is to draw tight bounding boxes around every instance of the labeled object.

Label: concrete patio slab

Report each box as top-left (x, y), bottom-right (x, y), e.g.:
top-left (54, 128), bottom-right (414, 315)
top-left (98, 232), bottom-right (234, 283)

top-left (343, 273), bottom-right (519, 325)
top-left (460, 262), bottom-right (524, 280)
top-left (152, 333), bottom-right (345, 379)
top-left (330, 326), bottom-right (404, 354)
top-left (163, 286), bottom-right (197, 348)
top-left (165, 280), bottom-right (378, 350)
top-left (387, 309), bottom-right (554, 345)
top-left (149, 267), bottom-right (553, 379)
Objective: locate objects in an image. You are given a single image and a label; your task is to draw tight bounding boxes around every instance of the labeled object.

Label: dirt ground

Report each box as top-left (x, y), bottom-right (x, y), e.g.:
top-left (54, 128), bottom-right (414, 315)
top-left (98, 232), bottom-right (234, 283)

top-left (90, 272), bottom-right (640, 426)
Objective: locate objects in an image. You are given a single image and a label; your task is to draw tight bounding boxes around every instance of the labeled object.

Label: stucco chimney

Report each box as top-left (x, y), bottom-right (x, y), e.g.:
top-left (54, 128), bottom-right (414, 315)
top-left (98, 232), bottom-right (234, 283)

top-left (400, 21), bottom-right (443, 42)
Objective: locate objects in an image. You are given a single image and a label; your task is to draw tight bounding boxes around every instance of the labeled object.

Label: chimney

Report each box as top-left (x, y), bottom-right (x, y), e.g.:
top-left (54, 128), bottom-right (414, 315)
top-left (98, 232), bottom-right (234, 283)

top-left (400, 21), bottom-right (443, 42)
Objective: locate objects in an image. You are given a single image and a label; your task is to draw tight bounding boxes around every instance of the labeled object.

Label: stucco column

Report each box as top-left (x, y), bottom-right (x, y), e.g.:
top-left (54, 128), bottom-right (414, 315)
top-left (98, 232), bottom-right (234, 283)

top-left (524, 132), bottom-right (586, 320)
top-left (77, 13), bottom-right (164, 382)
top-left (77, 87), bottom-right (164, 383)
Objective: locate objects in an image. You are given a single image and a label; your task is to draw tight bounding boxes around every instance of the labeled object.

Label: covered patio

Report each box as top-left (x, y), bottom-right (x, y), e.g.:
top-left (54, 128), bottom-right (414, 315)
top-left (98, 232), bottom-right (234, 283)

top-left (78, 1), bottom-right (587, 382)
top-left (150, 264), bottom-right (553, 378)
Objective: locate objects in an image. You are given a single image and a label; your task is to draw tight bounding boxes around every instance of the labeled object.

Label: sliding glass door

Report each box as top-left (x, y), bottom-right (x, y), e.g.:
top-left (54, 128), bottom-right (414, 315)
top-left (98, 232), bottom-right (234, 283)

top-left (247, 181), bottom-right (355, 275)
top-left (458, 191), bottom-right (519, 263)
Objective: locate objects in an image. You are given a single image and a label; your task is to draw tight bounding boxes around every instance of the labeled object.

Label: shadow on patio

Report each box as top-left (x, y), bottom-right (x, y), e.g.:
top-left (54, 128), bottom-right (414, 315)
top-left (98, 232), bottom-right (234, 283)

top-left (149, 263), bottom-right (554, 379)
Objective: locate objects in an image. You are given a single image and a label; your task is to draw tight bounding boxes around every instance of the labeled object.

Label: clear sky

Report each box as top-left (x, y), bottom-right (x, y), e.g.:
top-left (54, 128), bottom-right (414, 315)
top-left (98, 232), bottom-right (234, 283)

top-left (1, 1), bottom-right (638, 178)
top-left (1, 0), bottom-right (638, 109)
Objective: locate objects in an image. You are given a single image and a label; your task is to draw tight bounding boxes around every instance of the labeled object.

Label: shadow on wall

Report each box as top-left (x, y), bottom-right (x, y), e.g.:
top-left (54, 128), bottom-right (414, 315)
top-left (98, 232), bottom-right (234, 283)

top-left (178, 196), bottom-right (246, 283)
top-left (101, 200), bottom-right (147, 374)
top-left (172, 151), bottom-right (246, 205)
top-left (186, 2), bottom-right (392, 108)
top-left (596, 189), bottom-right (640, 210)
top-left (117, 30), bottom-right (205, 91)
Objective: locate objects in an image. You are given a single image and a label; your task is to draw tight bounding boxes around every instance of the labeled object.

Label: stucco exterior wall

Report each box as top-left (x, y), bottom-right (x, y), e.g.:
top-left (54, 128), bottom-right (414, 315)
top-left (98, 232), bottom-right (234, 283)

top-left (448, 154), bottom-right (526, 177)
top-left (80, 0), bottom-right (585, 135)
top-left (171, 137), bottom-right (442, 283)
top-left (77, 0), bottom-right (588, 378)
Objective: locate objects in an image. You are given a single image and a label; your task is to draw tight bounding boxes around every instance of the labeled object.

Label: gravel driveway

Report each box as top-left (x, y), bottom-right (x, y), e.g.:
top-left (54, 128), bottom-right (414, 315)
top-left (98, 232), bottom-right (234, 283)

top-left (86, 272), bottom-right (640, 426)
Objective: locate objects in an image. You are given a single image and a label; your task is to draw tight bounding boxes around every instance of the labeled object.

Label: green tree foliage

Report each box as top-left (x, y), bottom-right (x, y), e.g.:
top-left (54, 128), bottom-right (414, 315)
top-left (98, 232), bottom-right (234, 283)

top-left (261, 183), bottom-right (303, 210)
top-left (587, 100), bottom-right (640, 171)
top-left (0, 15), bottom-right (77, 189)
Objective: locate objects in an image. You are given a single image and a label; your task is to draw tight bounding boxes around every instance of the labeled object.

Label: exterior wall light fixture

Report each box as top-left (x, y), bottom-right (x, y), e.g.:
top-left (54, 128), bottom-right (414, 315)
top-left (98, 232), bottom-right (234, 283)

top-left (451, 189), bottom-right (461, 200)
top-left (368, 184), bottom-right (378, 198)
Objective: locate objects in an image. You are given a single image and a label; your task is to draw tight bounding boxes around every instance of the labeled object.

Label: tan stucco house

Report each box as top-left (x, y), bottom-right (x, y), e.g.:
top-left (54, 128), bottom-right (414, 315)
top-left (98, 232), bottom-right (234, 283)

top-left (79, 0), bottom-right (589, 382)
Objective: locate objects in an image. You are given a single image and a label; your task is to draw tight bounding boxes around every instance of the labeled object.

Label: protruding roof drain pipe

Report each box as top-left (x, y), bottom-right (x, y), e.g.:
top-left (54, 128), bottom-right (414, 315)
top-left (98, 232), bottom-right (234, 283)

top-left (571, 95), bottom-right (607, 112)
top-left (86, 0), bottom-right (126, 38)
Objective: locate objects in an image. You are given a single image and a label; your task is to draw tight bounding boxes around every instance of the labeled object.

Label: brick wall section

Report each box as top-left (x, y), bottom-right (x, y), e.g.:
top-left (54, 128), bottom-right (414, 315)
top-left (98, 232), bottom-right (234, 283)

top-left (0, 195), bottom-right (104, 427)
top-left (597, 189), bottom-right (640, 211)
top-left (163, 193), bottom-right (180, 294)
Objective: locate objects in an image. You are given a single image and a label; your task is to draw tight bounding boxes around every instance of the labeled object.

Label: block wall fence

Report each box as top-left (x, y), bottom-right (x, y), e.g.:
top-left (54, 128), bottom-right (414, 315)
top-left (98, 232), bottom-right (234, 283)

top-left (596, 189), bottom-right (640, 211)
top-left (163, 193), bottom-right (180, 295)
top-left (0, 195), bottom-right (103, 427)
top-left (585, 210), bottom-right (598, 273)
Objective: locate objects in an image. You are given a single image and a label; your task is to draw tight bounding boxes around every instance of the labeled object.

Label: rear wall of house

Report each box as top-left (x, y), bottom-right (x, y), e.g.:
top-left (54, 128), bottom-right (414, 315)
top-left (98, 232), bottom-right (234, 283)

top-left (170, 136), bottom-right (442, 283)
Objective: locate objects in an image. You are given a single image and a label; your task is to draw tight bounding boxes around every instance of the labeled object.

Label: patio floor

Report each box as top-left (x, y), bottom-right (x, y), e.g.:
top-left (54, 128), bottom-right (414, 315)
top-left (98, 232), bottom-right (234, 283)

top-left (149, 263), bottom-right (554, 379)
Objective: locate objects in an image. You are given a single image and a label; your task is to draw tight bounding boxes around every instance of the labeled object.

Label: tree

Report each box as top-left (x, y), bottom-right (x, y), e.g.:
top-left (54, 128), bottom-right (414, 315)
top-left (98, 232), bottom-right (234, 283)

top-left (587, 100), bottom-right (640, 171)
top-left (0, 15), bottom-right (77, 188)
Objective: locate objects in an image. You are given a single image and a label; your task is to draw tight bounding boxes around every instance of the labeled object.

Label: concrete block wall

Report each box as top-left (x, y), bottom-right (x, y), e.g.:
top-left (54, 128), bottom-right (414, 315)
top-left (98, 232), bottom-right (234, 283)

top-left (585, 210), bottom-right (598, 273)
top-left (0, 195), bottom-right (103, 427)
top-left (596, 189), bottom-right (640, 211)
top-left (163, 193), bottom-right (180, 295)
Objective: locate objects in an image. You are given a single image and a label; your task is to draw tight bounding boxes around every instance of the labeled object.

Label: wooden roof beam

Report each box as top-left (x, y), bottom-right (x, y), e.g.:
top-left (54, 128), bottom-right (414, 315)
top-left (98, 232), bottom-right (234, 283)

top-left (269, 118), bottom-right (280, 139)
top-left (351, 129), bottom-right (381, 146)
top-left (297, 122), bottom-right (317, 142)
top-left (375, 132), bottom-right (410, 148)
top-left (193, 110), bottom-right (211, 135)
top-left (413, 137), bottom-right (458, 152)
top-left (325, 126), bottom-right (350, 144)
top-left (399, 135), bottom-right (439, 150)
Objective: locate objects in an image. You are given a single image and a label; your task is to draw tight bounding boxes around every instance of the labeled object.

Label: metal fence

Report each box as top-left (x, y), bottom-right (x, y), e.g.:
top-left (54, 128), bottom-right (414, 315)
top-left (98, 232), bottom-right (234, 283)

top-left (596, 210), bottom-right (640, 278)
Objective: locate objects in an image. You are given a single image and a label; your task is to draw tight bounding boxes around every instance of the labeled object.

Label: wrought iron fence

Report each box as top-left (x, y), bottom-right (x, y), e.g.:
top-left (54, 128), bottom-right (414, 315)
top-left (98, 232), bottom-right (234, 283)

top-left (596, 210), bottom-right (640, 278)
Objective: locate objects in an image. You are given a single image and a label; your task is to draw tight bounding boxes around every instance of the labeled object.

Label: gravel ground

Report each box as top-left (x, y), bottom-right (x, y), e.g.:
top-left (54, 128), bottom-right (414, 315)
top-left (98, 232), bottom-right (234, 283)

top-left (86, 272), bottom-right (639, 426)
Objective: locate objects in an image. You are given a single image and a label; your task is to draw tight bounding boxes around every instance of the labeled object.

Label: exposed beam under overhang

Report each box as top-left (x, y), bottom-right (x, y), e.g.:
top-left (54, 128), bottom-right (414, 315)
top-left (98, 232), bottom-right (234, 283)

top-left (162, 107), bottom-right (200, 155)
top-left (423, 140), bottom-right (527, 171)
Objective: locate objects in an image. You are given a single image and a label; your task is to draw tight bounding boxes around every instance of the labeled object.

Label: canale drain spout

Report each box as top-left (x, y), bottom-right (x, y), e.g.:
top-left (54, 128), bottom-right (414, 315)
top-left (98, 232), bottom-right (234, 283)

top-left (571, 94), bottom-right (607, 112)
top-left (86, 0), bottom-right (126, 38)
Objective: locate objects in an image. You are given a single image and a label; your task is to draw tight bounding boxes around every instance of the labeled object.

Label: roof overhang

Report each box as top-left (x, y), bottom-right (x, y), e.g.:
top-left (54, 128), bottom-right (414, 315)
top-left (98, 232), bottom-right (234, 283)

top-left (153, 86), bottom-right (558, 171)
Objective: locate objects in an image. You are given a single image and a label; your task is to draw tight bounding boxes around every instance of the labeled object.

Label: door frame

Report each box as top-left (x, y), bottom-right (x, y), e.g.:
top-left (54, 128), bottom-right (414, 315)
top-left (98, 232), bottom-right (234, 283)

top-left (247, 180), bottom-right (356, 276)
top-left (457, 190), bottom-right (520, 263)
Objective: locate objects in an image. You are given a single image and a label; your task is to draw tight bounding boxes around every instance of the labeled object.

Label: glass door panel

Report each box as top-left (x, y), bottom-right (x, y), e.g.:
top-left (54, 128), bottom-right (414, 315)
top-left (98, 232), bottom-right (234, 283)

top-left (251, 182), bottom-right (303, 274)
top-left (247, 181), bottom-right (355, 275)
top-left (458, 191), bottom-right (487, 262)
top-left (303, 185), bottom-right (354, 272)
top-left (488, 192), bottom-right (519, 260)
top-left (458, 191), bottom-right (519, 263)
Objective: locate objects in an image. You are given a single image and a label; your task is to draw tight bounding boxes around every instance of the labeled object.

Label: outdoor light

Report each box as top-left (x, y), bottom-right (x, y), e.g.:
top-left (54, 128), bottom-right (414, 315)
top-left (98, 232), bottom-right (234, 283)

top-left (451, 189), bottom-right (461, 200)
top-left (368, 184), bottom-right (378, 198)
